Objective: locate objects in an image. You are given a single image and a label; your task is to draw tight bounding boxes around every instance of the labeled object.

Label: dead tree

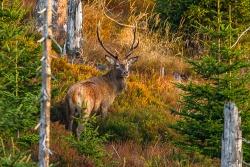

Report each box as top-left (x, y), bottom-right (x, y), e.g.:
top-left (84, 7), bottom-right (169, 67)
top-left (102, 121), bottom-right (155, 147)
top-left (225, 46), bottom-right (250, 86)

top-left (37, 0), bottom-right (53, 166)
top-left (66, 0), bottom-right (83, 59)
top-left (35, 0), bottom-right (46, 27)
top-left (221, 102), bottom-right (242, 167)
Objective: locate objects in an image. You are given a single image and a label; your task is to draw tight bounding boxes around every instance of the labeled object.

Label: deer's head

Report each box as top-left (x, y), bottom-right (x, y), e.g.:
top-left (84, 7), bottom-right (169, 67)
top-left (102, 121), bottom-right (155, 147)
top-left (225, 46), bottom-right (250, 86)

top-left (97, 25), bottom-right (139, 79)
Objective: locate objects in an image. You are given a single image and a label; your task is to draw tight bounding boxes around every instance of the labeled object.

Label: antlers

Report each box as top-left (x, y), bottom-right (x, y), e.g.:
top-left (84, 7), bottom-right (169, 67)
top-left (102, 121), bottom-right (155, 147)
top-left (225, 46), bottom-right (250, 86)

top-left (125, 27), bottom-right (139, 59)
top-left (97, 25), bottom-right (118, 59)
top-left (97, 24), bottom-right (139, 59)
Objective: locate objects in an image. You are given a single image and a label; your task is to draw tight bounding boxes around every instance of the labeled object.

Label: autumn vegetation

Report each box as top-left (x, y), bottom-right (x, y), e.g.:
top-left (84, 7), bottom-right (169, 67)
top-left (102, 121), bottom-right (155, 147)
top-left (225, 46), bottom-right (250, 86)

top-left (1, 0), bottom-right (250, 166)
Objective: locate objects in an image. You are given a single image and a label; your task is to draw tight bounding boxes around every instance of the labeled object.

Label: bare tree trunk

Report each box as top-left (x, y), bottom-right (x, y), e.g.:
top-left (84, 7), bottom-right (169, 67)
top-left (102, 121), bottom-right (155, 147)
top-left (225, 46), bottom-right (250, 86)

top-left (66, 0), bottom-right (83, 59)
top-left (35, 0), bottom-right (46, 27)
top-left (221, 102), bottom-right (242, 167)
top-left (37, 0), bottom-right (52, 166)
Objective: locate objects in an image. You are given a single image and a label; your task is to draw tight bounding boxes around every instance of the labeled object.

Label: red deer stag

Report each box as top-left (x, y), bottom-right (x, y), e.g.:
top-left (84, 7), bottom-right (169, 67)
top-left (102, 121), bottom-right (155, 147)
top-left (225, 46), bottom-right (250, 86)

top-left (64, 25), bottom-right (139, 138)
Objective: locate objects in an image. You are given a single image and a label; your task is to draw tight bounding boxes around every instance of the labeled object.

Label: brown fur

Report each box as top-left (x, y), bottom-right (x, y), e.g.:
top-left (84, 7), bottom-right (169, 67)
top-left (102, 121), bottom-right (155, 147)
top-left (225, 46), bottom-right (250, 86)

top-left (64, 68), bottom-right (128, 138)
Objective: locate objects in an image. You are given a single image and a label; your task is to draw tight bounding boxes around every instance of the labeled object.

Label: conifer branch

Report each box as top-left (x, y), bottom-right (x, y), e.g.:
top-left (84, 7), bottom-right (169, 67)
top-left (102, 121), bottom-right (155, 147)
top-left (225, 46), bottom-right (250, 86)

top-left (243, 138), bottom-right (250, 144)
top-left (243, 161), bottom-right (250, 166)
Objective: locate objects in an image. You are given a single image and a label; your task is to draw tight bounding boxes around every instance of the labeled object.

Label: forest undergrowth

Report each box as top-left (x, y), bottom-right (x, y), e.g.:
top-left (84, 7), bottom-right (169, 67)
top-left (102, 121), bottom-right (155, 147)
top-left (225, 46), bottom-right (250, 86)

top-left (47, 0), bottom-right (218, 166)
top-left (1, 0), bottom-right (238, 166)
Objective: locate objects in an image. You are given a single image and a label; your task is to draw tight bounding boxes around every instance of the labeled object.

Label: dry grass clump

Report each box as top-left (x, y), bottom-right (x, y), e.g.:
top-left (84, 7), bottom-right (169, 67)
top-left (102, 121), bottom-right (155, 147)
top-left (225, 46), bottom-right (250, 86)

top-left (22, 0), bottom-right (36, 9)
top-left (105, 141), bottom-right (219, 167)
top-left (82, 0), bottom-right (189, 78)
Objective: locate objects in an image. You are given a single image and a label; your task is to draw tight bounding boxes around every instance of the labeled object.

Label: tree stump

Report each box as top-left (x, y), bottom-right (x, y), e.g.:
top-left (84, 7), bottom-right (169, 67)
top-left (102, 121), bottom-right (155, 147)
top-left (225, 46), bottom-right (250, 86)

top-left (221, 102), bottom-right (242, 167)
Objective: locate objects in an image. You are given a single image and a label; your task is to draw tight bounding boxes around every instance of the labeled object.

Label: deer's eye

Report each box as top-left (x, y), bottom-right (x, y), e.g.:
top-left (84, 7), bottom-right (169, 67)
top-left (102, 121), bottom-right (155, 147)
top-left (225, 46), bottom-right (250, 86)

top-left (115, 64), bottom-right (120, 68)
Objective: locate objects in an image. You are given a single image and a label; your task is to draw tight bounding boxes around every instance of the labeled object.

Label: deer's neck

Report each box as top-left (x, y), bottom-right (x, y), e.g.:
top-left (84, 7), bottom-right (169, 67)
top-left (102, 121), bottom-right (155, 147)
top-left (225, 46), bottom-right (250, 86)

top-left (103, 70), bottom-right (126, 94)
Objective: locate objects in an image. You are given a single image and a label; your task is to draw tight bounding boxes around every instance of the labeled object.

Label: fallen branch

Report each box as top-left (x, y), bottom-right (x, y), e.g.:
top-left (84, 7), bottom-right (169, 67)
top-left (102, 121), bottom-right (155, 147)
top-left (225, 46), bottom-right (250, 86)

top-left (49, 35), bottom-right (63, 53)
top-left (231, 25), bottom-right (250, 48)
top-left (102, 6), bottom-right (146, 30)
top-left (103, 7), bottom-right (136, 28)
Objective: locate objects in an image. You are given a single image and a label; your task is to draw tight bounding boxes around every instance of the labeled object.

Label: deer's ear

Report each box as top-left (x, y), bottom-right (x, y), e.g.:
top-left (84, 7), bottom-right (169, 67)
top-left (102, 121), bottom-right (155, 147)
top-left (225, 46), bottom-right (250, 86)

top-left (127, 56), bottom-right (139, 66)
top-left (105, 55), bottom-right (116, 65)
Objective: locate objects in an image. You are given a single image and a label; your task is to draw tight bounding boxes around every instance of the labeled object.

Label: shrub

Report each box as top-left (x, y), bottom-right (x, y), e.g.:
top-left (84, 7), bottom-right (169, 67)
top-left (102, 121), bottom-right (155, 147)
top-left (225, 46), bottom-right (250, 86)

top-left (68, 117), bottom-right (108, 166)
top-left (17, 134), bottom-right (39, 148)
top-left (0, 0), bottom-right (41, 135)
top-left (172, 2), bottom-right (250, 160)
top-left (99, 107), bottom-right (170, 144)
top-left (155, 0), bottom-right (250, 38)
top-left (0, 138), bottom-right (36, 166)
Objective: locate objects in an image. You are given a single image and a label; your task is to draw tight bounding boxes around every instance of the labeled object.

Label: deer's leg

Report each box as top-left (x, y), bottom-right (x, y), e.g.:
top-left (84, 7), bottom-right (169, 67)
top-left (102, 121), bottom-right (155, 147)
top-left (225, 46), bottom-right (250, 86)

top-left (67, 107), bottom-right (74, 131)
top-left (64, 113), bottom-right (70, 130)
top-left (68, 115), bottom-right (74, 131)
top-left (71, 104), bottom-right (82, 139)
top-left (75, 102), bottom-right (93, 140)
top-left (66, 114), bottom-right (73, 131)
top-left (65, 100), bottom-right (74, 131)
top-left (76, 123), bottom-right (83, 140)
top-left (101, 105), bottom-right (108, 119)
top-left (72, 119), bottom-right (78, 138)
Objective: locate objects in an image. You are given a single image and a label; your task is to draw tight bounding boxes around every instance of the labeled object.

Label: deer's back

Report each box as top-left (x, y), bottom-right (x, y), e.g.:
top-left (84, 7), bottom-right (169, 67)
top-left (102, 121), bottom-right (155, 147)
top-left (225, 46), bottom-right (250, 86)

top-left (66, 76), bottom-right (116, 114)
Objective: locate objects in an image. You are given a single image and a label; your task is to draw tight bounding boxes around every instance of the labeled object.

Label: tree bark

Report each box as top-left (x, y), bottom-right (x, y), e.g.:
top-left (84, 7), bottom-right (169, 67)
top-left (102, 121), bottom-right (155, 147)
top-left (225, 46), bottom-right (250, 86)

top-left (38, 0), bottom-right (52, 166)
top-left (66, 0), bottom-right (83, 59)
top-left (221, 102), bottom-right (242, 167)
top-left (35, 0), bottom-right (46, 27)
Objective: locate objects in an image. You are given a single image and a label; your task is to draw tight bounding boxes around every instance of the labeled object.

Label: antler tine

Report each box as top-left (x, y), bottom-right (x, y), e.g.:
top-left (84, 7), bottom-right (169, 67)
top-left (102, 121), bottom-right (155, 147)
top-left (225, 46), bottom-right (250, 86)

top-left (97, 24), bottom-right (118, 59)
top-left (125, 40), bottom-right (139, 58)
top-left (130, 27), bottom-right (137, 48)
top-left (125, 26), bottom-right (139, 58)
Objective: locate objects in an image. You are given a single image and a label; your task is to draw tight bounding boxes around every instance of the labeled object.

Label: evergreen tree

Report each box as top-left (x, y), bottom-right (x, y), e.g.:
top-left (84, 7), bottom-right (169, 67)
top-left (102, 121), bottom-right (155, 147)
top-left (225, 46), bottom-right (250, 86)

top-left (155, 0), bottom-right (250, 38)
top-left (172, 1), bottom-right (250, 161)
top-left (0, 0), bottom-right (41, 136)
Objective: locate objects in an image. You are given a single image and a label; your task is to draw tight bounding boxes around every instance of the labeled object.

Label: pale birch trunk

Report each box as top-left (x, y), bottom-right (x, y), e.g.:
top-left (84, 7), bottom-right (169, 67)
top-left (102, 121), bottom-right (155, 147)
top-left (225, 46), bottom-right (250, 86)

top-left (221, 102), bottom-right (242, 167)
top-left (66, 0), bottom-right (83, 59)
top-left (37, 0), bottom-right (52, 166)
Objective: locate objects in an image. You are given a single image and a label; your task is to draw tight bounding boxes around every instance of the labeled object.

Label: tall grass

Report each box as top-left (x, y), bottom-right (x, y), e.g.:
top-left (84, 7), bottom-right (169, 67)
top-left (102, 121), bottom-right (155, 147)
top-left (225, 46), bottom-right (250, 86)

top-left (0, 138), bottom-right (36, 166)
top-left (82, 0), bottom-right (188, 76)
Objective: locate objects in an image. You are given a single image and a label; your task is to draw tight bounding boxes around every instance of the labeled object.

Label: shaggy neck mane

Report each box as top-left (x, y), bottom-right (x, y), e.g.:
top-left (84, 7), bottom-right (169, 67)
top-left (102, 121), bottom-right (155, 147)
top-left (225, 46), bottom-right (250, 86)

top-left (103, 69), bottom-right (126, 94)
